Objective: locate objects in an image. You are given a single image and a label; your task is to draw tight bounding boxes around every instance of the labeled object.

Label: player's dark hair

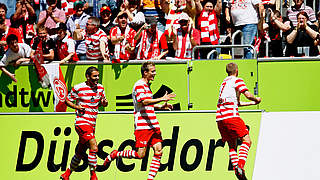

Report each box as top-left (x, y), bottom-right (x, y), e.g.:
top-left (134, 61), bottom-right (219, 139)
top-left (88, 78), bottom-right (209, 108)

top-left (226, 62), bottom-right (238, 75)
top-left (141, 61), bottom-right (155, 77)
top-left (86, 66), bottom-right (99, 77)
top-left (6, 34), bottom-right (18, 45)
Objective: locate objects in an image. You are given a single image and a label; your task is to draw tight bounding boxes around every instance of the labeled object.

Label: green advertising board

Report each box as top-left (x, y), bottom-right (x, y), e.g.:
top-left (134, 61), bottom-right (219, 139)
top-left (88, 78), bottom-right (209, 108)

top-left (258, 60), bottom-right (320, 111)
top-left (188, 60), bottom-right (259, 110)
top-left (1, 59), bottom-right (320, 112)
top-left (0, 63), bottom-right (188, 112)
top-left (1, 111), bottom-right (261, 180)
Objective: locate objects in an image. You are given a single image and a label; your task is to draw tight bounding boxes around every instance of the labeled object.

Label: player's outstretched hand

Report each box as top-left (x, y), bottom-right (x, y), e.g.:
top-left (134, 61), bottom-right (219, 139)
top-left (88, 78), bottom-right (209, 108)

top-left (255, 97), bottom-right (262, 104)
top-left (161, 91), bottom-right (176, 102)
top-left (101, 97), bottom-right (108, 107)
top-left (161, 102), bottom-right (174, 110)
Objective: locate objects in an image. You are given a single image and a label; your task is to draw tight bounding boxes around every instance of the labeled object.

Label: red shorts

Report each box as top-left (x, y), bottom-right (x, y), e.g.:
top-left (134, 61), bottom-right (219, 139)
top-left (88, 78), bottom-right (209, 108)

top-left (75, 125), bottom-right (95, 144)
top-left (134, 128), bottom-right (163, 148)
top-left (217, 117), bottom-right (249, 142)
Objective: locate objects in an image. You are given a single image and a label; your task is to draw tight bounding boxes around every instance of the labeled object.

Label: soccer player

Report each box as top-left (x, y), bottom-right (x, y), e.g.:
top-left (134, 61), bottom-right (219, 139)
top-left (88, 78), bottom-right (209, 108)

top-left (60, 66), bottom-right (108, 180)
top-left (103, 61), bottom-right (176, 180)
top-left (216, 63), bottom-right (261, 180)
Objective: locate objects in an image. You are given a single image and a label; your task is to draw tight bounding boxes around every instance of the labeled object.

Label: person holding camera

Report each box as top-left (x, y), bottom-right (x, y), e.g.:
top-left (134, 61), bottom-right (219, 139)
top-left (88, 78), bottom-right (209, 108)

top-left (286, 11), bottom-right (319, 57)
top-left (135, 16), bottom-right (168, 60)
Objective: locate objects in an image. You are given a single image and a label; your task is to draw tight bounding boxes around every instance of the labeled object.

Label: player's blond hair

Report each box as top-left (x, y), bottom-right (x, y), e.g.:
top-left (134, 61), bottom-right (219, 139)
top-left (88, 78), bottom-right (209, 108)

top-left (226, 63), bottom-right (238, 75)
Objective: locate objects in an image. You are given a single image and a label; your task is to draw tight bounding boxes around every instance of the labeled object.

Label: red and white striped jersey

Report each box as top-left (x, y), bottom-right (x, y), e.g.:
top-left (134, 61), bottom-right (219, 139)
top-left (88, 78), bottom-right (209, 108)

top-left (85, 29), bottom-right (108, 60)
top-left (67, 82), bottom-right (106, 127)
top-left (216, 76), bottom-right (248, 121)
top-left (132, 79), bottom-right (160, 131)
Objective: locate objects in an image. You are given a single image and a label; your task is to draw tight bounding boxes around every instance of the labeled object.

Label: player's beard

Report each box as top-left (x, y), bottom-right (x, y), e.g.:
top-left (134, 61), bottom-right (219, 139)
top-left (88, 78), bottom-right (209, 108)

top-left (88, 78), bottom-right (98, 88)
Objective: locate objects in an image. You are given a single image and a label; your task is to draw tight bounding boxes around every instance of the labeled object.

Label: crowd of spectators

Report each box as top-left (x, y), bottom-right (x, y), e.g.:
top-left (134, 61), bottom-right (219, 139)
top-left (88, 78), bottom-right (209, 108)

top-left (0, 0), bottom-right (319, 75)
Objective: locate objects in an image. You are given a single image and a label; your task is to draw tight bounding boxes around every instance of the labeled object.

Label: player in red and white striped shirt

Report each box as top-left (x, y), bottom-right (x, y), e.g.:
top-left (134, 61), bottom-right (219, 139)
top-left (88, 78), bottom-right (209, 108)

top-left (216, 62), bottom-right (261, 180)
top-left (60, 66), bottom-right (108, 180)
top-left (103, 62), bottom-right (175, 180)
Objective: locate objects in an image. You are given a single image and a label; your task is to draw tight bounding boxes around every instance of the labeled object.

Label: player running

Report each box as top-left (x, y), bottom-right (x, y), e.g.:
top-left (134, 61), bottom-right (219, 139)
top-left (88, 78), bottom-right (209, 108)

top-left (60, 66), bottom-right (108, 180)
top-left (216, 63), bottom-right (261, 180)
top-left (103, 61), bottom-right (176, 179)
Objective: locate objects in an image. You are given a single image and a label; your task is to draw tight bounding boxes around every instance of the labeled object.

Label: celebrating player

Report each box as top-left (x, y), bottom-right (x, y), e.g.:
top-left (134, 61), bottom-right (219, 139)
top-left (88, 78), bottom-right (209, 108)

top-left (60, 66), bottom-right (108, 180)
top-left (103, 61), bottom-right (176, 180)
top-left (216, 63), bottom-right (261, 180)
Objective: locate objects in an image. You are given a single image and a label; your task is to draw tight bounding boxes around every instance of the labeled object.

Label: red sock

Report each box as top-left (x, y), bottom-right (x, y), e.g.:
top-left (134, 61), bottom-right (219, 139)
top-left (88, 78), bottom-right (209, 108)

top-left (238, 142), bottom-right (251, 169)
top-left (229, 148), bottom-right (239, 169)
top-left (118, 150), bottom-right (141, 159)
top-left (65, 168), bottom-right (72, 176)
top-left (88, 150), bottom-right (97, 169)
top-left (147, 154), bottom-right (162, 180)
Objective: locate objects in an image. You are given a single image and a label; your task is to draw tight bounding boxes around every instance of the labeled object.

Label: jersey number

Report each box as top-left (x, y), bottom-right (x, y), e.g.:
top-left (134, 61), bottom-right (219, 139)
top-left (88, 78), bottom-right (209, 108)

top-left (219, 81), bottom-right (226, 99)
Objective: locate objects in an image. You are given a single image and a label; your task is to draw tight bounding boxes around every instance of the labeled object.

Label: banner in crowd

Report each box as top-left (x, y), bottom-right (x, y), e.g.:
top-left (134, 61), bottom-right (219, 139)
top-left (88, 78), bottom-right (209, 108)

top-left (0, 111), bottom-right (262, 180)
top-left (42, 64), bottom-right (67, 112)
top-left (31, 40), bottom-right (50, 88)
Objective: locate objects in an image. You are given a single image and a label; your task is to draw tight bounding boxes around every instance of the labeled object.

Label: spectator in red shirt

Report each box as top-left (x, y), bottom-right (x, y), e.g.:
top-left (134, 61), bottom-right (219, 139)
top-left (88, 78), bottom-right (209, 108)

top-left (54, 23), bottom-right (79, 64)
top-left (0, 17), bottom-right (24, 53)
top-left (172, 12), bottom-right (200, 59)
top-left (11, 0), bottom-right (37, 45)
top-left (38, 0), bottom-right (66, 35)
top-left (110, 11), bottom-right (136, 62)
top-left (135, 16), bottom-right (168, 60)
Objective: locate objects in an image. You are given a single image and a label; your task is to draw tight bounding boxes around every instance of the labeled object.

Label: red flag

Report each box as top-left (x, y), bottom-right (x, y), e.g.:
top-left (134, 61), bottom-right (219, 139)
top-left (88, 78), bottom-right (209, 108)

top-left (43, 64), bottom-right (67, 112)
top-left (31, 40), bottom-right (50, 88)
